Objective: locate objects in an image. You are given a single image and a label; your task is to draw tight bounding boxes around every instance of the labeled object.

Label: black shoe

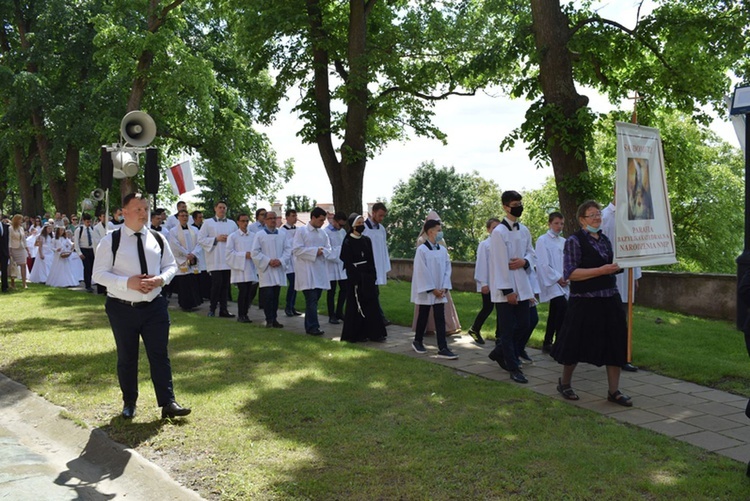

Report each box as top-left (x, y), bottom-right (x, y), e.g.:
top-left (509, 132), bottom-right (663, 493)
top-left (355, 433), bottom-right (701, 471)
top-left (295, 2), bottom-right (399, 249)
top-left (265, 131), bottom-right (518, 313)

top-left (369, 337), bottom-right (387, 343)
top-left (85, 287), bottom-right (94, 293)
top-left (219, 311), bottom-right (235, 318)
top-left (285, 309), bottom-right (294, 317)
top-left (237, 316), bottom-right (252, 323)
top-left (307, 329), bottom-right (325, 336)
top-left (510, 371), bottom-right (528, 384)
top-left (122, 402), bottom-right (136, 419)
top-left (488, 349), bottom-right (509, 371)
top-left (622, 362), bottom-right (638, 372)
top-left (271, 321), bottom-right (284, 328)
top-left (207, 311), bottom-right (215, 317)
top-left (293, 310), bottom-right (303, 316)
top-left (328, 317), bottom-right (340, 324)
top-left (519, 350), bottom-right (534, 365)
top-left (468, 327), bottom-right (485, 345)
top-left (383, 319), bottom-right (392, 327)
top-left (162, 401), bottom-right (192, 419)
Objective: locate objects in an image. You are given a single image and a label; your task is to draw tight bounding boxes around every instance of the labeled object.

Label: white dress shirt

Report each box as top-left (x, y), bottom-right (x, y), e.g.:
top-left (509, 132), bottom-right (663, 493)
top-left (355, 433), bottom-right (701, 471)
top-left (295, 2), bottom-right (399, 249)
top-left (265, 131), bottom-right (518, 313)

top-left (74, 224), bottom-right (95, 255)
top-left (198, 217), bottom-right (238, 272)
top-left (279, 225), bottom-right (297, 273)
top-left (292, 223), bottom-right (332, 291)
top-left (251, 229), bottom-right (291, 287)
top-left (93, 226), bottom-right (177, 302)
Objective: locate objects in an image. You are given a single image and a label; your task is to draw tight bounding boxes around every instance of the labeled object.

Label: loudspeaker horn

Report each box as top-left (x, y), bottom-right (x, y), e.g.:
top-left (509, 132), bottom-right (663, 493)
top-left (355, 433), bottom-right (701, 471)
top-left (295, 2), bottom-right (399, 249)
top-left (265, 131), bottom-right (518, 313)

top-left (91, 188), bottom-right (106, 201)
top-left (112, 151), bottom-right (139, 179)
top-left (81, 199), bottom-right (95, 211)
top-left (120, 111), bottom-right (156, 147)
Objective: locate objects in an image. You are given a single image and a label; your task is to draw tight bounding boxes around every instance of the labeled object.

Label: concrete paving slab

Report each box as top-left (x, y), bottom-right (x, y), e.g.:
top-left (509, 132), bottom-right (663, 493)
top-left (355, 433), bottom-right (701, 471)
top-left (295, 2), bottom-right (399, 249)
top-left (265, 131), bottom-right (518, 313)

top-left (676, 431), bottom-right (744, 452)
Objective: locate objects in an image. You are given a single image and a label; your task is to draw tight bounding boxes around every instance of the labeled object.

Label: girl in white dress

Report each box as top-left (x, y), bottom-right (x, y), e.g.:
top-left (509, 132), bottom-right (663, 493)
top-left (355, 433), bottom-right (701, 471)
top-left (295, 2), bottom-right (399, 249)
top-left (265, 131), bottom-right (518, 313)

top-left (46, 227), bottom-right (79, 287)
top-left (66, 229), bottom-right (84, 282)
top-left (29, 225), bottom-right (55, 283)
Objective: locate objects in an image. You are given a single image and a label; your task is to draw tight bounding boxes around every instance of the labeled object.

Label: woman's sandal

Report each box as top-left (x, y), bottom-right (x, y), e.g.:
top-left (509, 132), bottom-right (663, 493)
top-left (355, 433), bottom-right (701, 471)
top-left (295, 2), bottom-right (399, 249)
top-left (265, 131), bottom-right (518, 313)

top-left (607, 390), bottom-right (633, 407)
top-left (556, 378), bottom-right (579, 400)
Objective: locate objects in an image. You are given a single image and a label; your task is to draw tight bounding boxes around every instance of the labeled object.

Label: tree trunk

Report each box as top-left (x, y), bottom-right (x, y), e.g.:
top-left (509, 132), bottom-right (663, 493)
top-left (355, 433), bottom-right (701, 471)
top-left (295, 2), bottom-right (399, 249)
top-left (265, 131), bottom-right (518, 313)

top-left (62, 145), bottom-right (80, 215)
top-left (14, 143), bottom-right (44, 216)
top-left (530, 0), bottom-right (590, 236)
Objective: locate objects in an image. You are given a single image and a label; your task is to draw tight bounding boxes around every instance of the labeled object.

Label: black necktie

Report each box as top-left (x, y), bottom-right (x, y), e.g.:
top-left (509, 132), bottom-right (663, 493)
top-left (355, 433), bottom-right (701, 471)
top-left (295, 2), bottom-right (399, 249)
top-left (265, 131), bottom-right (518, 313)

top-left (86, 227), bottom-right (92, 246)
top-left (514, 222), bottom-right (519, 230)
top-left (135, 232), bottom-right (148, 274)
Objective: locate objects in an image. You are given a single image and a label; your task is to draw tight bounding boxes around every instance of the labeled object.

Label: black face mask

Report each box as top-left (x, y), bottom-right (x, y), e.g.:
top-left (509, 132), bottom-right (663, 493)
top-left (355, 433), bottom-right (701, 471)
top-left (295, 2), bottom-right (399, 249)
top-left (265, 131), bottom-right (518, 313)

top-left (509, 206), bottom-right (524, 218)
top-left (354, 224), bottom-right (365, 234)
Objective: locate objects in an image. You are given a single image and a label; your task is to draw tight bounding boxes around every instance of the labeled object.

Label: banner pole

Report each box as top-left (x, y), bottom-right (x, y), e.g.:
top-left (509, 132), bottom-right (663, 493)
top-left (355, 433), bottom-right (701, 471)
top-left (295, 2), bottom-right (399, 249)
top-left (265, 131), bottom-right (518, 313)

top-left (627, 268), bottom-right (634, 363)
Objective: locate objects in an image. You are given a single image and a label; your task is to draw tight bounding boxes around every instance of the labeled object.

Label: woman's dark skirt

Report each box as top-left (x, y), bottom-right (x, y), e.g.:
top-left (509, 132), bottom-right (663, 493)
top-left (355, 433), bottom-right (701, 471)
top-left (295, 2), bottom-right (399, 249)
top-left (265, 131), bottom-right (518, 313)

top-left (551, 294), bottom-right (627, 367)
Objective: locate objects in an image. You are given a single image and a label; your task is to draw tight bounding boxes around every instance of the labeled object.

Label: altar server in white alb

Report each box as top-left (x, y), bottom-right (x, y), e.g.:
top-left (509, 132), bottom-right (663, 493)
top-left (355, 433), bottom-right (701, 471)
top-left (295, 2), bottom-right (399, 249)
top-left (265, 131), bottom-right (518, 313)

top-left (488, 190), bottom-right (536, 384)
top-left (281, 209), bottom-right (301, 317)
top-left (251, 211), bottom-right (291, 328)
top-left (168, 209), bottom-right (203, 312)
top-left (226, 213), bottom-right (258, 323)
top-left (198, 201), bottom-right (238, 318)
top-left (535, 211), bottom-right (569, 354)
top-left (410, 219), bottom-right (458, 360)
top-left (292, 207), bottom-right (332, 336)
top-left (362, 202), bottom-right (391, 325)
top-left (325, 211), bottom-right (348, 325)
top-left (467, 218), bottom-right (501, 345)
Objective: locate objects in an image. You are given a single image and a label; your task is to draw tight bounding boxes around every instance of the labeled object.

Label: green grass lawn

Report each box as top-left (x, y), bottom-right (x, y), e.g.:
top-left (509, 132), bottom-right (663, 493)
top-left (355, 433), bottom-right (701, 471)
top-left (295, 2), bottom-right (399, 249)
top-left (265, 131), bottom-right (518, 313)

top-left (1, 284), bottom-right (749, 499)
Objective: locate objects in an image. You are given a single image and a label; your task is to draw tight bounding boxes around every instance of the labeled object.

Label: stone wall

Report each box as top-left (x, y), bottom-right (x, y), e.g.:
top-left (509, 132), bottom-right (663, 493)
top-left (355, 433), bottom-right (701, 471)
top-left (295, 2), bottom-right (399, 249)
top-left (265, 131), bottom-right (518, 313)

top-left (389, 258), bottom-right (737, 322)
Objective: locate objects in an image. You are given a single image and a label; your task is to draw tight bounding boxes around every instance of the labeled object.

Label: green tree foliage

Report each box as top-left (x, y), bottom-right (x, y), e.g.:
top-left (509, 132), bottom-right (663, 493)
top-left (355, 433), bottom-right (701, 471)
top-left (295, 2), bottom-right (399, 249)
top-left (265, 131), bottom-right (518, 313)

top-left (387, 162), bottom-right (504, 262)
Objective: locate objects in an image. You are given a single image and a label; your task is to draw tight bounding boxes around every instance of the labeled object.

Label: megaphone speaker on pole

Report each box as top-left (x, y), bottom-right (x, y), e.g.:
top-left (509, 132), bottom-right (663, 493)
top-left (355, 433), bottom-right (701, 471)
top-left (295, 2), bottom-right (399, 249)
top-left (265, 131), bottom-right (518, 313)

top-left (120, 111), bottom-right (156, 147)
top-left (100, 146), bottom-right (113, 190)
top-left (91, 188), bottom-right (105, 202)
top-left (145, 148), bottom-right (159, 194)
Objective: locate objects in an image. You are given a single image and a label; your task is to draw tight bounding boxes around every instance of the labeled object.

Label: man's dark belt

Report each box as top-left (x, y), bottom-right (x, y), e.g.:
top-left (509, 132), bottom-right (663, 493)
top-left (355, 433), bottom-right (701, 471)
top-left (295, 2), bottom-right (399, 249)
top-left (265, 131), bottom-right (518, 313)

top-left (108, 296), bottom-right (154, 308)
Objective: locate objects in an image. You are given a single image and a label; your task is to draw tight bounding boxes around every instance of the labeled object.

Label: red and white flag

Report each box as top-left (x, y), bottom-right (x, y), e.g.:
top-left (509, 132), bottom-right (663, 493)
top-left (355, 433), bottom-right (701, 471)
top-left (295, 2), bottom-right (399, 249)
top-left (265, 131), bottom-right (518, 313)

top-left (166, 160), bottom-right (195, 195)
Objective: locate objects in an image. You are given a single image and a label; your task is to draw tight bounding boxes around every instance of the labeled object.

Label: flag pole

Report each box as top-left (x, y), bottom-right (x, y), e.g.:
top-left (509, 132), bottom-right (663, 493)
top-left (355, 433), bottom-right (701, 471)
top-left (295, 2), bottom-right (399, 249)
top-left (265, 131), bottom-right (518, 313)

top-left (624, 92), bottom-right (640, 372)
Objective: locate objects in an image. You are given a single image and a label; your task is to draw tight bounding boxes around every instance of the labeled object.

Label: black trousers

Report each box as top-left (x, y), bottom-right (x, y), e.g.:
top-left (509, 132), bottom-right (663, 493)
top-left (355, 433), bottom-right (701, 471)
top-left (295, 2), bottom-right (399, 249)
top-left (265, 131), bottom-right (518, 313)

top-left (415, 303), bottom-right (447, 351)
top-left (470, 292), bottom-right (494, 332)
top-left (544, 295), bottom-right (568, 346)
top-left (492, 300), bottom-right (530, 373)
top-left (81, 247), bottom-right (94, 289)
top-left (105, 296), bottom-right (175, 407)
top-left (209, 269), bottom-right (232, 313)
top-left (0, 254), bottom-right (8, 292)
top-left (285, 273), bottom-right (297, 313)
top-left (260, 285), bottom-right (281, 322)
top-left (327, 279), bottom-right (347, 318)
top-left (237, 281), bottom-right (259, 317)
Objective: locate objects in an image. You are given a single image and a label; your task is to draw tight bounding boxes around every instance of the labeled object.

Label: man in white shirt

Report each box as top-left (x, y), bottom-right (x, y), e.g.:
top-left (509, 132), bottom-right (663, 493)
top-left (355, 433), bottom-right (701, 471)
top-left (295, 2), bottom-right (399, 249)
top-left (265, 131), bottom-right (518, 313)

top-left (198, 201), bottom-right (238, 317)
top-left (292, 207), bottom-right (331, 335)
top-left (251, 211), bottom-right (290, 327)
top-left (489, 191), bottom-right (536, 384)
top-left (467, 218), bottom-right (500, 345)
top-left (107, 207), bottom-right (123, 231)
top-left (248, 208), bottom-right (267, 234)
top-left (535, 212), bottom-right (569, 354)
top-left (167, 209), bottom-right (202, 312)
top-left (226, 213), bottom-right (258, 323)
top-left (325, 211), bottom-right (348, 324)
top-left (362, 202), bottom-right (391, 325)
top-left (73, 212), bottom-right (96, 292)
top-left (92, 192), bottom-right (190, 420)
top-left (165, 201), bottom-right (192, 231)
top-left (281, 209), bottom-right (301, 316)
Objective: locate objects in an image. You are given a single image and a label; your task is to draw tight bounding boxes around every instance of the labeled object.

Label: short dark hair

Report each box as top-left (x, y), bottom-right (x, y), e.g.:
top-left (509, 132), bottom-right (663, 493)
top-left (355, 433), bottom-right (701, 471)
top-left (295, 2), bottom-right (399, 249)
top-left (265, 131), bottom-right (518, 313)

top-left (501, 190), bottom-right (522, 206)
top-left (576, 200), bottom-right (601, 220)
top-left (285, 209), bottom-right (297, 217)
top-left (215, 200), bottom-right (227, 208)
top-left (177, 200), bottom-right (186, 207)
top-left (486, 217), bottom-right (500, 229)
top-left (255, 208), bottom-right (267, 218)
top-left (81, 213), bottom-right (92, 221)
top-left (177, 209), bottom-right (189, 216)
top-left (191, 210), bottom-right (203, 219)
top-left (122, 193), bottom-right (144, 207)
top-left (310, 207), bottom-right (327, 219)
top-left (548, 211), bottom-right (564, 223)
top-left (423, 219), bottom-right (441, 233)
top-left (155, 208), bottom-right (166, 216)
top-left (371, 202), bottom-right (387, 213)
top-left (333, 211), bottom-right (347, 222)
top-left (236, 213), bottom-right (249, 221)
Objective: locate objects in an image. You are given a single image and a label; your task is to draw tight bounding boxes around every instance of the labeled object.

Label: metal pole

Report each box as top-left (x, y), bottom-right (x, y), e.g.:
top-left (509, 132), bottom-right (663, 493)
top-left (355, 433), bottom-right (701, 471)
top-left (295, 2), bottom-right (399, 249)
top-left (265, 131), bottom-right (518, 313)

top-left (737, 113), bottom-right (750, 330)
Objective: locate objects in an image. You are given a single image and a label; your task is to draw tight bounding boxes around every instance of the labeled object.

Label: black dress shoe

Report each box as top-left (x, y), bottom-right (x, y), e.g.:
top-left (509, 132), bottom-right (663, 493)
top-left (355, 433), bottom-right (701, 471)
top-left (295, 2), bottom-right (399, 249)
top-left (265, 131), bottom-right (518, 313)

top-left (272, 321), bottom-right (284, 328)
top-left (488, 349), bottom-right (509, 371)
top-left (510, 371), bottom-right (528, 384)
top-left (219, 311), bottom-right (235, 318)
top-left (293, 310), bottom-right (303, 316)
top-left (622, 362), bottom-right (639, 372)
top-left (328, 317), bottom-right (340, 325)
top-left (306, 329), bottom-right (325, 336)
top-left (162, 401), bottom-right (192, 419)
top-left (122, 403), bottom-right (136, 419)
top-left (285, 310), bottom-right (295, 317)
top-left (237, 315), bottom-right (252, 323)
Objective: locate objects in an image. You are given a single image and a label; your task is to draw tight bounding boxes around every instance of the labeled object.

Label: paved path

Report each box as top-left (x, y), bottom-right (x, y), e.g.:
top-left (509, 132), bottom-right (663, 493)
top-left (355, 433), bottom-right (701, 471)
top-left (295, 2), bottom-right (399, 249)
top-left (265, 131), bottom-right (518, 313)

top-left (2, 291), bottom-right (748, 499)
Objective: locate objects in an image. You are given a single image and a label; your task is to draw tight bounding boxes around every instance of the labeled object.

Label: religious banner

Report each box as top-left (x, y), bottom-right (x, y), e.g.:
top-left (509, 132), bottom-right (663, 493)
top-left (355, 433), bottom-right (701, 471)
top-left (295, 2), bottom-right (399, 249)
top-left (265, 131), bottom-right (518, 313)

top-left (614, 122), bottom-right (676, 267)
top-left (166, 160), bottom-right (196, 196)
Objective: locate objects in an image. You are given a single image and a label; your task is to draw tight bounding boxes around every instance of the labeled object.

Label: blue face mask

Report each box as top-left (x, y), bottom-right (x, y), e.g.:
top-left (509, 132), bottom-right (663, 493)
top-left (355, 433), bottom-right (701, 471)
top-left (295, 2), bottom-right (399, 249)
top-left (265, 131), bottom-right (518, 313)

top-left (551, 229), bottom-right (562, 237)
top-left (435, 231), bottom-right (444, 242)
top-left (586, 225), bottom-right (599, 234)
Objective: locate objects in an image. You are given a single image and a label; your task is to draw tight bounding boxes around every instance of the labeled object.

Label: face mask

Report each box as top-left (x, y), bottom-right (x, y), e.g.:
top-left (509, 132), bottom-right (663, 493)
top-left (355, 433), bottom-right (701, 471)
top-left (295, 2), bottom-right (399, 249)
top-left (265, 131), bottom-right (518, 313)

top-left (509, 206), bottom-right (523, 218)
top-left (586, 225), bottom-right (599, 233)
top-left (354, 224), bottom-right (365, 234)
top-left (435, 231), bottom-right (444, 242)
top-left (551, 229), bottom-right (562, 237)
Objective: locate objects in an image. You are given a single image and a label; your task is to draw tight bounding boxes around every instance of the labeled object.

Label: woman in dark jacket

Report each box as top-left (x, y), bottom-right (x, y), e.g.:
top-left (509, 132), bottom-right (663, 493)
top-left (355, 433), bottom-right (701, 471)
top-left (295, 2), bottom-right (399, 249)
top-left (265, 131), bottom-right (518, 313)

top-left (339, 213), bottom-right (387, 343)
